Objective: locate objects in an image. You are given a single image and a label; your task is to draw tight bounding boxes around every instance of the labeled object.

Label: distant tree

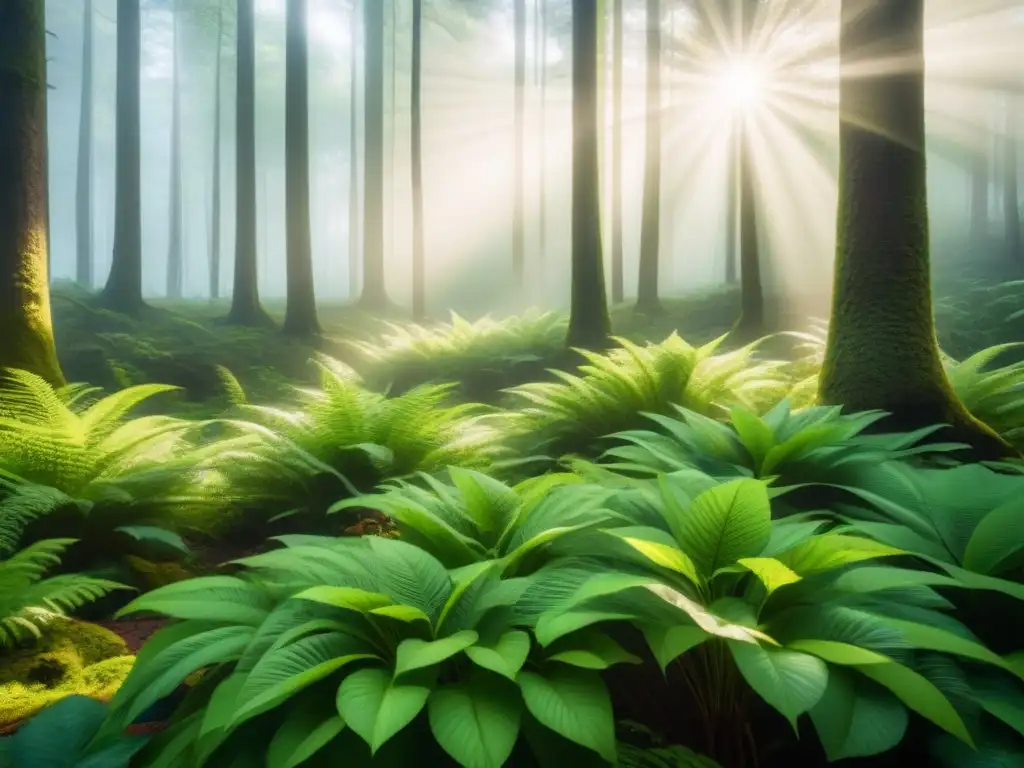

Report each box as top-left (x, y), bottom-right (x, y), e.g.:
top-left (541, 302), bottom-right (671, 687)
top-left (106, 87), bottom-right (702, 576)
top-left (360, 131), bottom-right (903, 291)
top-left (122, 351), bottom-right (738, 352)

top-left (513, 0), bottom-right (526, 289)
top-left (101, 0), bottom-right (147, 315)
top-left (0, 1), bottom-right (65, 386)
top-left (167, 0), bottom-right (184, 300)
top-left (566, 0), bottom-right (611, 349)
top-left (635, 0), bottom-right (663, 315)
top-left (226, 0), bottom-right (271, 325)
top-left (818, 0), bottom-right (1010, 457)
top-left (1005, 95), bottom-right (1021, 266)
top-left (348, 0), bottom-right (361, 300)
top-left (410, 0), bottom-right (426, 319)
top-left (610, 0), bottom-right (624, 303)
top-left (282, 0), bottom-right (320, 336)
top-left (76, 0), bottom-right (95, 288)
top-left (210, 0), bottom-right (225, 300)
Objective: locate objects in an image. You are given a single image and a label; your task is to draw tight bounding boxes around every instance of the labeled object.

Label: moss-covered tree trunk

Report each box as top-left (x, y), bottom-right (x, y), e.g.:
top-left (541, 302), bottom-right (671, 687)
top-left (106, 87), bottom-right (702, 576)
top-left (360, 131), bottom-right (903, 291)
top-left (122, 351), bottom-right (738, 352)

top-left (610, 0), bottom-right (624, 304)
top-left (566, 0), bottom-right (611, 349)
top-left (166, 2), bottom-right (184, 300)
top-left (410, 0), bottom-right (426, 320)
top-left (512, 0), bottom-right (526, 290)
top-left (0, 2), bottom-right (64, 387)
top-left (348, 0), bottom-right (360, 300)
top-left (357, 0), bottom-right (390, 311)
top-left (819, 0), bottom-right (1009, 457)
top-left (635, 0), bottom-right (662, 315)
top-left (76, 0), bottom-right (94, 289)
top-left (101, 0), bottom-right (146, 316)
top-left (226, 0), bottom-right (271, 326)
top-left (282, 0), bottom-right (320, 337)
top-left (209, 0), bottom-right (224, 301)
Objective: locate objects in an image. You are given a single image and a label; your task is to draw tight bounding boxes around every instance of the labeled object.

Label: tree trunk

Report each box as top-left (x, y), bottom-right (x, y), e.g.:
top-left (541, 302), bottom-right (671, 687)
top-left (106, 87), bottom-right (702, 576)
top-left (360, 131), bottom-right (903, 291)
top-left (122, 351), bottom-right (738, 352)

top-left (226, 0), bottom-right (271, 325)
top-left (538, 0), bottom-right (547, 279)
top-left (566, 0), bottom-right (611, 349)
top-left (166, 1), bottom-right (183, 300)
top-left (387, 0), bottom-right (397, 289)
top-left (1004, 95), bottom-right (1021, 267)
top-left (357, 0), bottom-right (389, 310)
top-left (76, 0), bottom-right (94, 288)
top-left (735, 0), bottom-right (762, 333)
top-left (725, 126), bottom-right (738, 284)
top-left (210, 0), bottom-right (224, 301)
top-left (970, 140), bottom-right (989, 248)
top-left (101, 0), bottom-right (146, 315)
top-left (348, 0), bottom-right (360, 300)
top-left (635, 0), bottom-right (662, 315)
top-left (282, 0), bottom-right (320, 336)
top-left (819, 0), bottom-right (1010, 458)
top-left (0, 1), bottom-right (64, 386)
top-left (610, 0), bottom-right (623, 303)
top-left (512, 0), bottom-right (526, 290)
top-left (410, 0), bottom-right (426, 320)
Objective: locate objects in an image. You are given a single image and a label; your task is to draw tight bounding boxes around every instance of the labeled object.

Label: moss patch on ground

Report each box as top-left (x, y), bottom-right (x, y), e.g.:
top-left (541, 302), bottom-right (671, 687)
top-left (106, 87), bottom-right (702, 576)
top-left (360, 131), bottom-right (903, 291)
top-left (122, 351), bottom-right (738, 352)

top-left (0, 618), bottom-right (135, 727)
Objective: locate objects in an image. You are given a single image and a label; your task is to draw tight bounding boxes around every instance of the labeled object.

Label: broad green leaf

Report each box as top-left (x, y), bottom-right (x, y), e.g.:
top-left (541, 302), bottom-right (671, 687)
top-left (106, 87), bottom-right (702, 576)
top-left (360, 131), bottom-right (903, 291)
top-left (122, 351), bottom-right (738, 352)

top-left (963, 497), bottom-right (1024, 575)
top-left (266, 697), bottom-right (346, 768)
top-left (645, 584), bottom-right (775, 645)
top-left (729, 406), bottom-right (776, 473)
top-left (535, 609), bottom-right (642, 647)
top-left (336, 667), bottom-right (433, 753)
top-left (546, 630), bottom-right (642, 670)
top-left (115, 575), bottom-right (273, 625)
top-left (675, 479), bottom-right (772, 577)
top-left (809, 666), bottom-right (908, 761)
top-left (777, 535), bottom-right (903, 576)
top-left (885, 618), bottom-right (1016, 677)
top-left (394, 631), bottom-right (479, 677)
top-left (609, 533), bottom-right (701, 584)
top-left (370, 604), bottom-right (433, 625)
top-left (465, 630), bottom-right (531, 681)
top-left (729, 642), bottom-right (828, 727)
top-left (734, 557), bottom-right (801, 596)
top-left (294, 586), bottom-right (395, 613)
top-left (518, 667), bottom-right (617, 763)
top-left (643, 625), bottom-right (709, 671)
top-left (428, 672), bottom-right (522, 768)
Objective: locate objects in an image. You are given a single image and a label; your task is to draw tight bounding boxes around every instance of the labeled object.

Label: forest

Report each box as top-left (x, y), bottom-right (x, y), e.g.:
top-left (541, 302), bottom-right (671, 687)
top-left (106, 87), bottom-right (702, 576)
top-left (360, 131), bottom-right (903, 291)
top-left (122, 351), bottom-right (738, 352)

top-left (1, 0), bottom-right (1024, 766)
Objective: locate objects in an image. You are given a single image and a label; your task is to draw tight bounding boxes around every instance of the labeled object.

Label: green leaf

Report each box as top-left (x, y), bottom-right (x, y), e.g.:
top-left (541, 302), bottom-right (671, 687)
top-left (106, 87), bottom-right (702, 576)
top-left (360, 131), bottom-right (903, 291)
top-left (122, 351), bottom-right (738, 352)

top-left (114, 525), bottom-right (191, 556)
top-left (730, 406), bottom-right (776, 474)
top-left (608, 533), bottom-right (701, 584)
top-left (464, 630), bottom-right (532, 681)
top-left (336, 667), bottom-right (433, 753)
top-left (963, 497), bottom-right (1024, 575)
top-left (643, 625), bottom-right (709, 671)
top-left (114, 575), bottom-right (273, 625)
top-left (266, 697), bottom-right (346, 768)
top-left (645, 584), bottom-right (775, 645)
top-left (428, 672), bottom-right (522, 768)
top-left (370, 604), bottom-right (433, 625)
top-left (394, 631), bottom-right (479, 677)
top-left (808, 666), bottom-right (908, 761)
top-left (518, 667), bottom-right (617, 763)
top-left (734, 557), bottom-right (801, 596)
top-left (729, 642), bottom-right (828, 727)
top-left (547, 630), bottom-right (642, 670)
top-left (675, 479), bottom-right (772, 578)
top-left (777, 535), bottom-right (903, 576)
top-left (294, 586), bottom-right (395, 613)
top-left (884, 618), bottom-right (1016, 677)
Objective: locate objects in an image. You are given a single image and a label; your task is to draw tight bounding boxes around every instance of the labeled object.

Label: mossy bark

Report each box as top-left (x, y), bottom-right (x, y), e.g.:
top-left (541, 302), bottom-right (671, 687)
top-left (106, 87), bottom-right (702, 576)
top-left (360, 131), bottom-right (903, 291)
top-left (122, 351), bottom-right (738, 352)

top-left (566, 0), bottom-right (612, 349)
top-left (819, 0), bottom-right (1011, 459)
top-left (282, 0), bottom-right (320, 337)
top-left (0, 1), bottom-right (65, 388)
top-left (101, 0), bottom-right (147, 316)
top-left (635, 0), bottom-right (663, 316)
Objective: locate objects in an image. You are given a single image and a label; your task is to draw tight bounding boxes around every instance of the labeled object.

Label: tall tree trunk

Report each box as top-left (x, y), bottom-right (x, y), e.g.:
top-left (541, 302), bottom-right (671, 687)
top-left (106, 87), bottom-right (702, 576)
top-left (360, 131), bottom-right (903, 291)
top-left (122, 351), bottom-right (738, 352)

top-left (358, 0), bottom-right (389, 310)
top-left (566, 0), bottom-right (611, 349)
top-left (226, 0), bottom-right (271, 325)
top-left (538, 0), bottom-right (547, 278)
top-left (410, 0), bottom-right (425, 320)
top-left (102, 0), bottom-right (146, 315)
top-left (725, 127), bottom-right (738, 284)
top-left (166, 1), bottom-right (184, 300)
top-left (610, 0), bottom-right (623, 303)
top-left (210, 0), bottom-right (224, 300)
top-left (0, 1), bottom-right (64, 386)
top-left (818, 0), bottom-right (1009, 458)
top-left (76, 0), bottom-right (94, 288)
top-left (513, 0), bottom-right (525, 289)
top-left (970, 138), bottom-right (989, 248)
top-left (282, 0), bottom-right (319, 336)
top-left (1004, 95), bottom-right (1021, 267)
top-left (635, 0), bottom-right (662, 315)
top-left (388, 0), bottom-right (397, 286)
top-left (348, 0), bottom-right (360, 299)
top-left (735, 0), bottom-right (763, 333)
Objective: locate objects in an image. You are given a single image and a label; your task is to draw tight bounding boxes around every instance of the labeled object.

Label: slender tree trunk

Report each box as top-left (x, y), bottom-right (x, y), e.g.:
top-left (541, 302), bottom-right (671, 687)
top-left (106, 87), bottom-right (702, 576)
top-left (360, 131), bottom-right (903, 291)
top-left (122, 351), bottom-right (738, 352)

top-left (735, 0), bottom-right (763, 333)
top-left (348, 0), bottom-right (360, 299)
top-left (0, 1), bottom-right (64, 386)
top-left (166, 1), bottom-right (183, 300)
top-left (610, 0), bottom-right (623, 303)
top-left (538, 0), bottom-right (547, 277)
top-left (566, 0), bottom-right (611, 349)
top-left (513, 0), bottom-right (526, 289)
top-left (210, 0), bottom-right (224, 300)
top-left (76, 0), bottom-right (94, 288)
top-left (725, 126), bottom-right (738, 283)
top-left (970, 138), bottom-right (989, 248)
top-left (1004, 95), bottom-right (1021, 267)
top-left (226, 0), bottom-right (271, 325)
top-left (282, 0), bottom-right (319, 336)
top-left (410, 0), bottom-right (426, 320)
top-left (388, 0), bottom-right (397, 285)
top-left (819, 0), bottom-right (1010, 458)
top-left (358, 0), bottom-right (389, 310)
top-left (635, 0), bottom-right (662, 315)
top-left (101, 0), bottom-right (146, 315)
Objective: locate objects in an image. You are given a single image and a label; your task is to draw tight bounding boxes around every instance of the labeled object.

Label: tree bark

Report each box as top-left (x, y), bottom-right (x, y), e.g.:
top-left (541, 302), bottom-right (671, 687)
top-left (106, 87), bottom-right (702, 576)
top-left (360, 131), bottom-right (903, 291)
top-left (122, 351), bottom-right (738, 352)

top-left (101, 0), bottom-right (146, 315)
top-left (635, 0), bottom-right (662, 315)
top-left (410, 0), bottom-right (426, 320)
top-left (0, 1), bottom-right (64, 386)
top-left (819, 0), bottom-right (1011, 458)
top-left (513, 0), bottom-right (526, 289)
top-left (735, 0), bottom-right (762, 333)
top-left (610, 0), bottom-right (623, 303)
top-left (226, 0), bottom-right (271, 325)
top-left (210, 0), bottom-right (224, 301)
top-left (357, 0), bottom-right (390, 310)
top-left (348, 0), bottom-right (360, 300)
top-left (566, 0), bottom-right (611, 349)
top-left (166, 1), bottom-right (184, 300)
top-left (76, 0), bottom-right (94, 288)
top-left (282, 0), bottom-right (320, 336)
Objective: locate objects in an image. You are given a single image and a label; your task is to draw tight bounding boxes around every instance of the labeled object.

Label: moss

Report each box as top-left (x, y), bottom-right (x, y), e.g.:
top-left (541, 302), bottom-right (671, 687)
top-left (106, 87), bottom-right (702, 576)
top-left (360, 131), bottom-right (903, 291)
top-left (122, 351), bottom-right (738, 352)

top-left (0, 618), bottom-right (134, 727)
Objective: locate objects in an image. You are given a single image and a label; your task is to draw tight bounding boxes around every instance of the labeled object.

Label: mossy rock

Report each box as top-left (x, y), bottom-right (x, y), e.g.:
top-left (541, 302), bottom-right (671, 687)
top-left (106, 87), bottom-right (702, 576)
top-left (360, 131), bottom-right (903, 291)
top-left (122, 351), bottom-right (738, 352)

top-left (0, 618), bottom-right (135, 727)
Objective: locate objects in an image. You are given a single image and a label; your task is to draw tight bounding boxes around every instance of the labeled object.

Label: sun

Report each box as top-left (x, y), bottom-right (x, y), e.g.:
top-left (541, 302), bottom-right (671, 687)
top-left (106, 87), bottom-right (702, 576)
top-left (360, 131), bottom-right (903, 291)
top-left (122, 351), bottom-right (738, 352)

top-left (719, 59), bottom-right (764, 109)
